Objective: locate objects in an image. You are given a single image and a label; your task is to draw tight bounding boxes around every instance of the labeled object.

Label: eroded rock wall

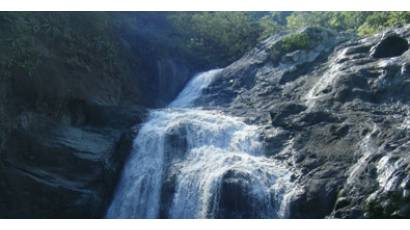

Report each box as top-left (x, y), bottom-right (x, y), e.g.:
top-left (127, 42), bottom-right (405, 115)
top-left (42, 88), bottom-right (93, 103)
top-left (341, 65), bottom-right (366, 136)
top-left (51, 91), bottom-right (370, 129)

top-left (198, 26), bottom-right (410, 218)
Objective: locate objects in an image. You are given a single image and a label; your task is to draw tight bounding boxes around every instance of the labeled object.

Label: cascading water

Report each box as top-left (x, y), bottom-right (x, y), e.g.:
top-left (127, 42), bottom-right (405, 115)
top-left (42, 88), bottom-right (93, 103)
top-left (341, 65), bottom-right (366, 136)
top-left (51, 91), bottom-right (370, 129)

top-left (106, 69), bottom-right (292, 219)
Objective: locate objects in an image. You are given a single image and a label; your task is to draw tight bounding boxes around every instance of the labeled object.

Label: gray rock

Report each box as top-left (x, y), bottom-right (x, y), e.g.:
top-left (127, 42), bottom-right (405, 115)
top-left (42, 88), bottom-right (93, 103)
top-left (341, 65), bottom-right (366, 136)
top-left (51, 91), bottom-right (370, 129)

top-left (197, 25), bottom-right (410, 218)
top-left (0, 106), bottom-right (145, 218)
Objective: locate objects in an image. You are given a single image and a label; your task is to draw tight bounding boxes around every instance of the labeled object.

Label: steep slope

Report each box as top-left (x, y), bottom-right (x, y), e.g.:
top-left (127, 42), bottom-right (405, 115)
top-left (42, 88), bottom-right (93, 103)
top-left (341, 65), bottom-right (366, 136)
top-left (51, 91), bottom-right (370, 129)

top-left (196, 26), bottom-right (410, 218)
top-left (0, 12), bottom-right (195, 218)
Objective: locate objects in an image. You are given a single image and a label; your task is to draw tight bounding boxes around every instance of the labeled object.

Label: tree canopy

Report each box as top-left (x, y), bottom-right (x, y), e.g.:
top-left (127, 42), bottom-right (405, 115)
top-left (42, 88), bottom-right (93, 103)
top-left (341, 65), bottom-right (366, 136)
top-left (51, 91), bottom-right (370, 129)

top-left (168, 11), bottom-right (410, 68)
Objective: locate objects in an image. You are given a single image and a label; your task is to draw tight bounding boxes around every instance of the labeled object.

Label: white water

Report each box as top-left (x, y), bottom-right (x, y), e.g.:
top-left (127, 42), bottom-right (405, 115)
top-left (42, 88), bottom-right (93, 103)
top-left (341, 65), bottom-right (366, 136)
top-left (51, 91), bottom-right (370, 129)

top-left (106, 69), bottom-right (292, 218)
top-left (170, 69), bottom-right (223, 108)
top-left (304, 48), bottom-right (347, 108)
top-left (346, 123), bottom-right (379, 186)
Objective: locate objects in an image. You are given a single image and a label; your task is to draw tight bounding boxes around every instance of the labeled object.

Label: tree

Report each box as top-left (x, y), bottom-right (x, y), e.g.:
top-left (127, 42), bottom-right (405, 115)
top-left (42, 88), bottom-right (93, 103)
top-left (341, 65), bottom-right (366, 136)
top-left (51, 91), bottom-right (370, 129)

top-left (168, 12), bottom-right (261, 67)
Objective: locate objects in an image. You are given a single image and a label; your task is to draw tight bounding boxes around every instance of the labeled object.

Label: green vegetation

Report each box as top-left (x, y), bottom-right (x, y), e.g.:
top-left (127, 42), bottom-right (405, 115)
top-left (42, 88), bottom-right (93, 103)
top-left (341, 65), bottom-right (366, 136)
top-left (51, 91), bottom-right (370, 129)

top-left (286, 12), bottom-right (369, 33)
top-left (2, 12), bottom-right (410, 75)
top-left (357, 12), bottom-right (410, 36)
top-left (270, 32), bottom-right (313, 64)
top-left (286, 12), bottom-right (410, 36)
top-left (0, 12), bottom-right (144, 126)
top-left (168, 12), bottom-right (261, 67)
top-left (0, 12), bottom-right (121, 79)
top-left (168, 12), bottom-right (410, 68)
top-left (280, 33), bottom-right (312, 52)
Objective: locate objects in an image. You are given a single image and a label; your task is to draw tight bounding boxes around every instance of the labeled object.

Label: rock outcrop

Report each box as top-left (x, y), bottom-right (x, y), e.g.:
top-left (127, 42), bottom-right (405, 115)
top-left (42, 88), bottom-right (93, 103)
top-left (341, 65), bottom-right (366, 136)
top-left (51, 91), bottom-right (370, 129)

top-left (0, 13), bottom-right (194, 218)
top-left (197, 25), bottom-right (410, 218)
top-left (1, 107), bottom-right (145, 218)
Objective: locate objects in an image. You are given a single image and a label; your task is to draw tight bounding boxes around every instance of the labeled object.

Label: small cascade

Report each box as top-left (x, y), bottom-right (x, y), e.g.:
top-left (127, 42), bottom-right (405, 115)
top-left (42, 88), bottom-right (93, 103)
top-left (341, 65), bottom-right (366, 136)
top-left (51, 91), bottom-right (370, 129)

top-left (346, 123), bottom-right (380, 185)
top-left (170, 68), bottom-right (223, 108)
top-left (304, 47), bottom-right (348, 109)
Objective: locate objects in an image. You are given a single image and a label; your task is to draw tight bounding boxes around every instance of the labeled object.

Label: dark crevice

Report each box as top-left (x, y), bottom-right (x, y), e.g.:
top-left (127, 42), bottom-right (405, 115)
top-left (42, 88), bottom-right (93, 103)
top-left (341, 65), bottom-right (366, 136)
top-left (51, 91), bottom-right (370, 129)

top-left (371, 35), bottom-right (409, 58)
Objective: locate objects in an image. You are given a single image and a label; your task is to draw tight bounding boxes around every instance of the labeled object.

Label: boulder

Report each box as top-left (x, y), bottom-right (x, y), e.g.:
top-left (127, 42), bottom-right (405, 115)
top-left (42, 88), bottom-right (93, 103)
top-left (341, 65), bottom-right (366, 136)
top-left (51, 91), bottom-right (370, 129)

top-left (214, 170), bottom-right (272, 218)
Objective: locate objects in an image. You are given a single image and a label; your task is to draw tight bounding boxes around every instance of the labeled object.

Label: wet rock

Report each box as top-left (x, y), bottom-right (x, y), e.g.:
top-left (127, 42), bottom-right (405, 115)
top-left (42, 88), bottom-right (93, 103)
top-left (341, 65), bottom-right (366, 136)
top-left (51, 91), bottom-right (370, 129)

top-left (164, 125), bottom-right (188, 161)
top-left (261, 128), bottom-right (292, 156)
top-left (344, 45), bottom-right (371, 55)
top-left (334, 197), bottom-right (351, 210)
top-left (402, 175), bottom-right (410, 189)
top-left (196, 25), bottom-right (410, 218)
top-left (0, 106), bottom-right (144, 218)
top-left (159, 125), bottom-right (189, 217)
top-left (269, 103), bottom-right (307, 128)
top-left (159, 174), bottom-right (178, 218)
top-left (296, 111), bottom-right (339, 127)
top-left (289, 167), bottom-right (344, 218)
top-left (398, 204), bottom-right (410, 217)
top-left (215, 170), bottom-right (272, 218)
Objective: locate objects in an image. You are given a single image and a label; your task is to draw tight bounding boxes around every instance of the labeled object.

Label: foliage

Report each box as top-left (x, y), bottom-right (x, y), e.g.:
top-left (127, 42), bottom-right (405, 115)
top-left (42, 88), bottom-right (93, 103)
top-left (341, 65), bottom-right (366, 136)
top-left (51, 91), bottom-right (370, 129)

top-left (255, 12), bottom-right (291, 39)
top-left (357, 12), bottom-right (410, 36)
top-left (287, 12), bottom-right (367, 32)
top-left (285, 12), bottom-right (410, 36)
top-left (258, 15), bottom-right (281, 39)
top-left (168, 11), bottom-right (410, 68)
top-left (168, 12), bottom-right (262, 67)
top-left (281, 33), bottom-right (312, 52)
top-left (270, 32), bottom-right (313, 64)
top-left (0, 13), bottom-right (40, 77)
top-left (0, 12), bottom-right (120, 79)
top-left (3, 11), bottom-right (410, 77)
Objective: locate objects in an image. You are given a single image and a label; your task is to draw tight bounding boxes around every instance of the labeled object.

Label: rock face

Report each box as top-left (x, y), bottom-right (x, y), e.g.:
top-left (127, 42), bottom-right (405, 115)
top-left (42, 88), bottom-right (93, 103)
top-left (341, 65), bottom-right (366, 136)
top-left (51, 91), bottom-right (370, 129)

top-left (3, 16), bottom-right (410, 219)
top-left (0, 104), bottom-right (146, 218)
top-left (216, 169), bottom-right (274, 218)
top-left (117, 12), bottom-right (195, 107)
top-left (197, 25), bottom-right (410, 218)
top-left (0, 91), bottom-right (146, 218)
top-left (0, 13), bottom-right (194, 218)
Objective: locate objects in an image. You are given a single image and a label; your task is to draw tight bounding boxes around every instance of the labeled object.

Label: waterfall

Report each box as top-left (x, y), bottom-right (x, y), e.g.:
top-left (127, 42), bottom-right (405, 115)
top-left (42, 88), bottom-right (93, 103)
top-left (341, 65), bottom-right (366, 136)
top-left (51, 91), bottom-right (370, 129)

top-left (106, 69), bottom-right (292, 218)
top-left (170, 69), bottom-right (223, 108)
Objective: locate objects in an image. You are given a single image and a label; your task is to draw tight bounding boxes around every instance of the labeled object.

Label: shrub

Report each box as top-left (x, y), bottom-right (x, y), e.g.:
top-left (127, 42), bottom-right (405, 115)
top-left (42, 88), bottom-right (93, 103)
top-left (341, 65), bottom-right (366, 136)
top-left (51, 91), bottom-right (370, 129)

top-left (168, 12), bottom-right (262, 67)
top-left (281, 33), bottom-right (312, 52)
top-left (285, 12), bottom-right (410, 37)
top-left (270, 32), bottom-right (313, 64)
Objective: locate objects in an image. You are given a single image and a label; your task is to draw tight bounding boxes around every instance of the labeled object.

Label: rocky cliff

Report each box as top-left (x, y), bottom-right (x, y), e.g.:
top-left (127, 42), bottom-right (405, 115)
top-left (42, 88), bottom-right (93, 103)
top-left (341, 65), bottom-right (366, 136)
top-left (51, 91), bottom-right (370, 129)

top-left (0, 12), bottom-right (195, 218)
top-left (197, 26), bottom-right (410, 218)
